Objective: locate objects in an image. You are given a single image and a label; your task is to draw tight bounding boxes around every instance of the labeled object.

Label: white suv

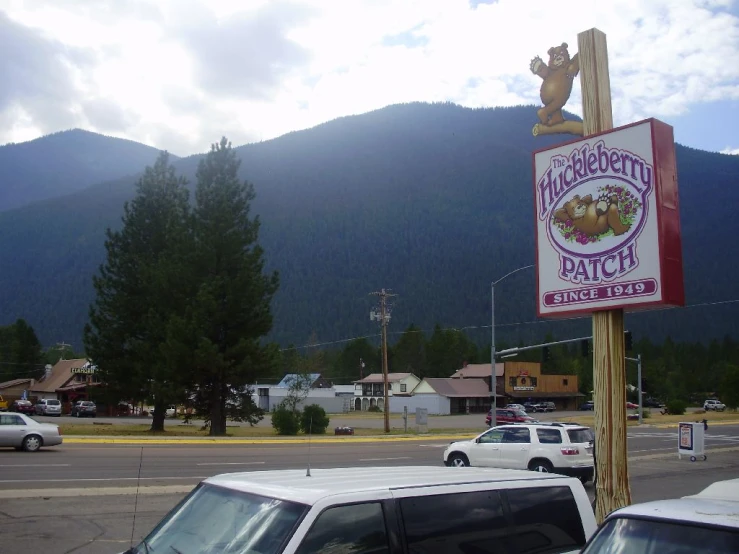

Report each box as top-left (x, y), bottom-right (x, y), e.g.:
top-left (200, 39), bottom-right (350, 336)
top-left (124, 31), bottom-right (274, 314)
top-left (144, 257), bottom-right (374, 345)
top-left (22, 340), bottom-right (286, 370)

top-left (123, 466), bottom-right (597, 554)
top-left (444, 422), bottom-right (595, 483)
top-left (704, 399), bottom-right (726, 411)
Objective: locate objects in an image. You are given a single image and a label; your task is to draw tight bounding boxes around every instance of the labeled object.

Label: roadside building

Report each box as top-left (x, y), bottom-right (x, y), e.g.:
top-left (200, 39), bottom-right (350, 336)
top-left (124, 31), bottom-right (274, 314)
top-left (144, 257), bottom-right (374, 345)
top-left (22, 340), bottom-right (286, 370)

top-left (502, 361), bottom-right (584, 410)
top-left (412, 377), bottom-right (490, 414)
top-left (0, 377), bottom-right (36, 403)
top-left (352, 373), bottom-right (421, 411)
top-left (450, 362), bottom-right (505, 408)
top-left (29, 358), bottom-right (102, 412)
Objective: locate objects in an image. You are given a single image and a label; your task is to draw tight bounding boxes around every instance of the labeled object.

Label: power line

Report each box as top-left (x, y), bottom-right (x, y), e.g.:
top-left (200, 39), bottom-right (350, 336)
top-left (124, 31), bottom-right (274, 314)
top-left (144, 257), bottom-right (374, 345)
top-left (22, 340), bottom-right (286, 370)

top-left (279, 298), bottom-right (739, 352)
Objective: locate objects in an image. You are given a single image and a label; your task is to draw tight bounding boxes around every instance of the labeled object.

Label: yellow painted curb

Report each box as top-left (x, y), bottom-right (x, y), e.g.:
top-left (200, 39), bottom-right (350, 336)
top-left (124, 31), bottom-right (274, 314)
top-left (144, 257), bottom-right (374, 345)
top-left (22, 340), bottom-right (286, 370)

top-left (647, 420), bottom-right (739, 429)
top-left (63, 434), bottom-right (478, 445)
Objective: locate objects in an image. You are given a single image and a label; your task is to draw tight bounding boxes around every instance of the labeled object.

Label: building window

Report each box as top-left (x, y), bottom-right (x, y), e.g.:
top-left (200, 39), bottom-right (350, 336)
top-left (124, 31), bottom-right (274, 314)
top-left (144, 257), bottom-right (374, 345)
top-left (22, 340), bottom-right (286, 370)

top-left (563, 379), bottom-right (568, 386)
top-left (509, 377), bottom-right (516, 387)
top-left (530, 377), bottom-right (538, 387)
top-left (400, 384), bottom-right (407, 392)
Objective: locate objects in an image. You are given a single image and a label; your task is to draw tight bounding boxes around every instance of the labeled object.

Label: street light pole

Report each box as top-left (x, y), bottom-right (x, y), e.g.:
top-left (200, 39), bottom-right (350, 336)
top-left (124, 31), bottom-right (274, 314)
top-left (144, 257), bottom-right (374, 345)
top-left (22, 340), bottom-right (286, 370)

top-left (637, 354), bottom-right (643, 425)
top-left (491, 264), bottom-right (534, 415)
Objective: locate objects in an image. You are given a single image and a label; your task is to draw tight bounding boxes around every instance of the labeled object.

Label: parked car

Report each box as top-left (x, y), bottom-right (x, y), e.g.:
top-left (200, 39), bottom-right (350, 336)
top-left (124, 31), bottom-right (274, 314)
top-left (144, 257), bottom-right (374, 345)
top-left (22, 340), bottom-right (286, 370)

top-left (626, 401), bottom-right (639, 409)
top-left (444, 422), bottom-right (595, 484)
top-left (485, 408), bottom-right (538, 426)
top-left (580, 477), bottom-right (739, 553)
top-left (35, 398), bottom-right (62, 416)
top-left (704, 399), bottom-right (726, 411)
top-left (0, 394), bottom-right (8, 412)
top-left (71, 400), bottom-right (97, 418)
top-left (122, 465), bottom-right (597, 554)
top-left (10, 399), bottom-right (35, 415)
top-left (538, 401), bottom-right (556, 412)
top-left (643, 397), bottom-right (664, 408)
top-left (523, 401), bottom-right (539, 413)
top-left (580, 401), bottom-right (595, 411)
top-left (0, 412), bottom-right (63, 451)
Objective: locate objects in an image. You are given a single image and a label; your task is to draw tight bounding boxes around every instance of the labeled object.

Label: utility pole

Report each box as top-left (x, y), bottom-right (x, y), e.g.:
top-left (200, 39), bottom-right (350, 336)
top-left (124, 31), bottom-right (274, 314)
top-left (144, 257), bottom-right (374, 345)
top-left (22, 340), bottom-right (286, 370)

top-left (55, 342), bottom-right (72, 361)
top-left (370, 289), bottom-right (396, 433)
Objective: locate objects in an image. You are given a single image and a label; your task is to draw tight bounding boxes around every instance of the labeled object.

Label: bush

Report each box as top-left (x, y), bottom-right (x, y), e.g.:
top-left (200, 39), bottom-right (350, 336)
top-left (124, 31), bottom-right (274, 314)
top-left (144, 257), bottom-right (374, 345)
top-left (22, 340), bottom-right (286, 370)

top-left (272, 404), bottom-right (300, 435)
top-left (666, 400), bottom-right (687, 415)
top-left (301, 404), bottom-right (330, 434)
top-left (367, 405), bottom-right (382, 413)
top-left (641, 409), bottom-right (650, 419)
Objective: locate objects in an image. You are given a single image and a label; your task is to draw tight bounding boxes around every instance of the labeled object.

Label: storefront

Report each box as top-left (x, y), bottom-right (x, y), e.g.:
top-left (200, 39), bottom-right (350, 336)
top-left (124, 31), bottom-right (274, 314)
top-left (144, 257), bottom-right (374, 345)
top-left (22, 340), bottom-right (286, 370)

top-left (503, 361), bottom-right (585, 411)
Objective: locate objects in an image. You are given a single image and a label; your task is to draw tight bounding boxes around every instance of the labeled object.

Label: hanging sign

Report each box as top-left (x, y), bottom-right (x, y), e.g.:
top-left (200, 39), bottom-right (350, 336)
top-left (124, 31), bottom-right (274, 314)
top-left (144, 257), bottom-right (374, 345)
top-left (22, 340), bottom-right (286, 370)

top-left (533, 118), bottom-right (684, 317)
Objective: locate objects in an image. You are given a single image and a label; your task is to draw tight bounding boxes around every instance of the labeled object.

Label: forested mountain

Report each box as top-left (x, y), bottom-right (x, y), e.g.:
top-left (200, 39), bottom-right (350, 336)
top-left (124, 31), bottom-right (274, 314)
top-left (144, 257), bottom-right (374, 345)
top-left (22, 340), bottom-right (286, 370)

top-left (0, 103), bottom-right (737, 350)
top-left (0, 129), bottom-right (172, 211)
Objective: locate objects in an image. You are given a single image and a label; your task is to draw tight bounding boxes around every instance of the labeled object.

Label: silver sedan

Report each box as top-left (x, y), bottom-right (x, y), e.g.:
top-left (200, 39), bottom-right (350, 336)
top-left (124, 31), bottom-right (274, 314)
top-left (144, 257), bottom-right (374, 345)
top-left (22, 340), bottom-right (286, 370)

top-left (0, 412), bottom-right (63, 451)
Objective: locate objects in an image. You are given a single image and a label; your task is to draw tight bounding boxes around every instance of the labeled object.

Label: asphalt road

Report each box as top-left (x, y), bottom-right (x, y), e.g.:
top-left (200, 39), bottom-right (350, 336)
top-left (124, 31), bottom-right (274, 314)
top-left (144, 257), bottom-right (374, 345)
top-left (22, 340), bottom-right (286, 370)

top-left (1, 425), bottom-right (737, 553)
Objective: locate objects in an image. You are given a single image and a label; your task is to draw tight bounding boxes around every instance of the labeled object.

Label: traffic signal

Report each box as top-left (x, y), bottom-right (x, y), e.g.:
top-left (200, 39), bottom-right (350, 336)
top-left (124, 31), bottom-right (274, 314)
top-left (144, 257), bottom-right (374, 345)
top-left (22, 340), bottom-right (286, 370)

top-left (624, 331), bottom-right (633, 351)
top-left (581, 339), bottom-right (590, 357)
top-left (542, 346), bottom-right (550, 362)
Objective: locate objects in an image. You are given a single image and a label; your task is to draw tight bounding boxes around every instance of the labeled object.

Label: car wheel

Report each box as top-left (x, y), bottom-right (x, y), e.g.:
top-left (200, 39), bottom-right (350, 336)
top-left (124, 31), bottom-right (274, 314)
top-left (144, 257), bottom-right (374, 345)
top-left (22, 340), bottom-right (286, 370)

top-left (528, 459), bottom-right (553, 473)
top-left (448, 453), bottom-right (470, 467)
top-left (22, 434), bottom-right (42, 452)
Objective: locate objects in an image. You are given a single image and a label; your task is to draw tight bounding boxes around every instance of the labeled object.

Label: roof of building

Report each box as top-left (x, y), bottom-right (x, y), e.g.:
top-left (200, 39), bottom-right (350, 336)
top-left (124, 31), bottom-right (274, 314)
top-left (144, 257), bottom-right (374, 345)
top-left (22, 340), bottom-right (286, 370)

top-left (204, 466), bottom-right (572, 506)
top-left (507, 391), bottom-right (585, 398)
top-left (419, 378), bottom-right (490, 398)
top-left (0, 378), bottom-right (35, 390)
top-left (354, 373), bottom-right (416, 384)
top-left (275, 373), bottom-right (323, 388)
top-left (29, 358), bottom-right (88, 393)
top-left (450, 363), bottom-right (504, 379)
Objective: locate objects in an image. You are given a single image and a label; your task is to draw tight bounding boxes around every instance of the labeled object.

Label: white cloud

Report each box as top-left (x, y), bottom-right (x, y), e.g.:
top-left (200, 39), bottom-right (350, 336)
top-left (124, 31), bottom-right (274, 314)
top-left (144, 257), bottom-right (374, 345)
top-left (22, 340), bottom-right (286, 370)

top-left (0, 0), bottom-right (737, 155)
top-left (721, 147), bottom-right (739, 154)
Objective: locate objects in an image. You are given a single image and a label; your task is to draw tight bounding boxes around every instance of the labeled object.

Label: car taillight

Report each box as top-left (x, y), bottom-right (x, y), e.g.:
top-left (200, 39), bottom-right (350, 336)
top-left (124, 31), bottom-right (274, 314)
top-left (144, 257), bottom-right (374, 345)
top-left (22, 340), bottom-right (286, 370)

top-left (561, 447), bottom-right (579, 455)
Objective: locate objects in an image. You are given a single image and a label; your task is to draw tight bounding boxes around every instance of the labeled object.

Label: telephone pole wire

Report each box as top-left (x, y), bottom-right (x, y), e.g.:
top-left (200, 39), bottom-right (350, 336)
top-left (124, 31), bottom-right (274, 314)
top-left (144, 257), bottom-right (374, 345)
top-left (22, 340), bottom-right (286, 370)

top-left (370, 288), bottom-right (396, 433)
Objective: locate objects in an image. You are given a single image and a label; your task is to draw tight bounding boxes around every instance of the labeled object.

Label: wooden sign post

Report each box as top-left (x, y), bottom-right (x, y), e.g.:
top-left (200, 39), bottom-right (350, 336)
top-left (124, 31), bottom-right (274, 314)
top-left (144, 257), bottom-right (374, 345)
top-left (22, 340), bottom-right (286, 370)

top-left (578, 28), bottom-right (631, 523)
top-left (531, 28), bottom-right (685, 524)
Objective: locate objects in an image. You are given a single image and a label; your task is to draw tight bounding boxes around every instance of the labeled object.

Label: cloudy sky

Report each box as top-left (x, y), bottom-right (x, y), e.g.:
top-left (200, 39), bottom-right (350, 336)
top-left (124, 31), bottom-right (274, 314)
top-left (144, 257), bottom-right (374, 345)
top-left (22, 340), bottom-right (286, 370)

top-left (1, 0), bottom-right (738, 156)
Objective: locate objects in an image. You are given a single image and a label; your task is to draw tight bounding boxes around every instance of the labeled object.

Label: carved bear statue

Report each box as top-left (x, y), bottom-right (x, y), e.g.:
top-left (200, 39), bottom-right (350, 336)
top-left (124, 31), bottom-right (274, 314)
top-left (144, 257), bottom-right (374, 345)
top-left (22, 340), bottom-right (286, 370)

top-left (530, 43), bottom-right (580, 127)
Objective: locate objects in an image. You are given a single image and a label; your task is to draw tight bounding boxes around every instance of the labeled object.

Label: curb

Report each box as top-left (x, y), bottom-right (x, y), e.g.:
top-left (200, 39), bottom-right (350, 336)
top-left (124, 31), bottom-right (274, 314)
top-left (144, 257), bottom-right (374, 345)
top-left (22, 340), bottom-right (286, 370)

top-left (63, 433), bottom-right (477, 445)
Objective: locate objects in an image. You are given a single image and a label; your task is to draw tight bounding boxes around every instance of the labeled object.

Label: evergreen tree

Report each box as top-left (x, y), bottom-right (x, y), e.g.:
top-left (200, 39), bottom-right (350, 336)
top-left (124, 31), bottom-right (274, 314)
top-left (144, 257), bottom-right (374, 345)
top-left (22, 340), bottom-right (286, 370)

top-left (84, 152), bottom-right (192, 431)
top-left (0, 320), bottom-right (44, 381)
top-left (389, 324), bottom-right (427, 376)
top-left (178, 137), bottom-right (279, 436)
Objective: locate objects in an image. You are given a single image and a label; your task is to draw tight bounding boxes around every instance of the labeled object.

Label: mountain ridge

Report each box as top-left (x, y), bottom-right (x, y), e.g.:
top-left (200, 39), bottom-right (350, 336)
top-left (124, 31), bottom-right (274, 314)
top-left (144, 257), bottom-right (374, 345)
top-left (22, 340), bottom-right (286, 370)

top-left (0, 103), bottom-right (736, 350)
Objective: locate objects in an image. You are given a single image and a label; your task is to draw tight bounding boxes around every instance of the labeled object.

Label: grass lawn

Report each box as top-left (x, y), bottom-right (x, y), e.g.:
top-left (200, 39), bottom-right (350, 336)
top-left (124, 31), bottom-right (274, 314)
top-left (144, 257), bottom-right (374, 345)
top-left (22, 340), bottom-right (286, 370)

top-left (551, 409), bottom-right (739, 427)
top-left (58, 422), bottom-right (480, 438)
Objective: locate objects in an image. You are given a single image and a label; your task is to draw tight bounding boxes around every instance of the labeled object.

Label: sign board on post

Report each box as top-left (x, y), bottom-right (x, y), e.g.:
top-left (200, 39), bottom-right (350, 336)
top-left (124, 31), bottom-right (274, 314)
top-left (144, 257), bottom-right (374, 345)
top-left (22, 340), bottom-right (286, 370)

top-left (533, 119), bottom-right (684, 317)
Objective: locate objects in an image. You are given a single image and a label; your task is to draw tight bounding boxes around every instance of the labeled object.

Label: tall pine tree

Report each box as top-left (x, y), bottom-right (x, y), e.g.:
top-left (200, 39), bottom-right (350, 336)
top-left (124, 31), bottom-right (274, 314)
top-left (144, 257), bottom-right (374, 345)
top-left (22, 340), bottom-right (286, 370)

top-left (180, 137), bottom-right (279, 436)
top-left (84, 152), bottom-right (191, 431)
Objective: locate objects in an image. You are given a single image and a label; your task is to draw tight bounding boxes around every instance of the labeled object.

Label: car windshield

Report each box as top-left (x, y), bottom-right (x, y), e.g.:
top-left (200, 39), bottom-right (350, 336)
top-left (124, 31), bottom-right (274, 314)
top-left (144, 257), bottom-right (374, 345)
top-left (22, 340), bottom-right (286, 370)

top-left (581, 516), bottom-right (739, 553)
top-left (567, 428), bottom-right (594, 444)
top-left (134, 483), bottom-right (308, 554)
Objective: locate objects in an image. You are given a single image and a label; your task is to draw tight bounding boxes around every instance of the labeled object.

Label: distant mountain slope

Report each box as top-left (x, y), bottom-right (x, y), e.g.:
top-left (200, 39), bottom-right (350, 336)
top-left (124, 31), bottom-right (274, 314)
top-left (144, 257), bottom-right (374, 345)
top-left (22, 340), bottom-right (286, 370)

top-left (0, 103), bottom-right (736, 350)
top-left (0, 129), bottom-right (172, 211)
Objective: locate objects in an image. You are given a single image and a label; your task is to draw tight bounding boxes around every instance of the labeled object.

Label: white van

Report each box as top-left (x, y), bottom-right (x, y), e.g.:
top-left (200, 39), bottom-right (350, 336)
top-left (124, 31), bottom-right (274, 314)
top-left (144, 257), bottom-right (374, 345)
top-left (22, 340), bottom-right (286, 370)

top-left (124, 465), bottom-right (597, 553)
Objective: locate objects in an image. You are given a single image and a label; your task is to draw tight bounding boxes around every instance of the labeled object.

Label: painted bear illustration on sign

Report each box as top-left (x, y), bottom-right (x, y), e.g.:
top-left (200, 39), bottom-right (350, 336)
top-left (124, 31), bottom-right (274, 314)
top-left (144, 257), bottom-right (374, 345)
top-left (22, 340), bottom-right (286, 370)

top-left (530, 42), bottom-right (583, 136)
top-left (554, 193), bottom-right (631, 238)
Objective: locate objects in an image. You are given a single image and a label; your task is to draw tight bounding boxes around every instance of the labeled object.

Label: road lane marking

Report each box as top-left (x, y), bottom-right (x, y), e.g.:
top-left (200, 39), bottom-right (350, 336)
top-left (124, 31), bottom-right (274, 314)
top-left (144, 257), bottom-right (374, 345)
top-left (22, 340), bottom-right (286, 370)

top-left (0, 476), bottom-right (207, 484)
top-left (359, 456), bottom-right (412, 462)
top-left (0, 484), bottom-right (196, 499)
top-left (197, 462), bottom-right (265, 466)
top-left (0, 464), bottom-right (71, 467)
